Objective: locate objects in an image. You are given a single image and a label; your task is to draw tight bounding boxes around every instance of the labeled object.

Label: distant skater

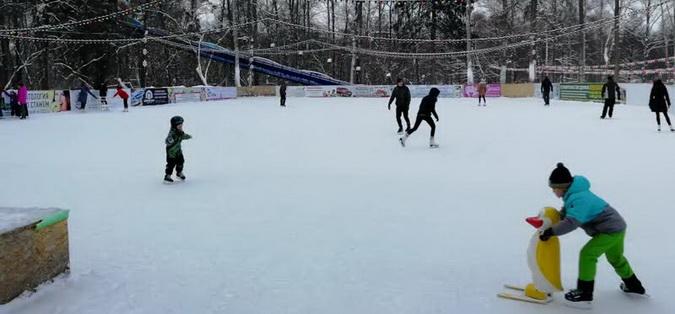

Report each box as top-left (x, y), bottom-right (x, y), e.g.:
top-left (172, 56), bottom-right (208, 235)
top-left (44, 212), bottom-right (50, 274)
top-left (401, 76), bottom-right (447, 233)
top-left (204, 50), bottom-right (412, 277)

top-left (648, 79), bottom-right (673, 132)
top-left (541, 76), bottom-right (553, 106)
top-left (388, 78), bottom-right (411, 134)
top-left (280, 81), bottom-right (287, 107)
top-left (478, 79), bottom-right (487, 106)
top-left (601, 76), bottom-right (621, 119)
top-left (399, 88), bottom-right (440, 148)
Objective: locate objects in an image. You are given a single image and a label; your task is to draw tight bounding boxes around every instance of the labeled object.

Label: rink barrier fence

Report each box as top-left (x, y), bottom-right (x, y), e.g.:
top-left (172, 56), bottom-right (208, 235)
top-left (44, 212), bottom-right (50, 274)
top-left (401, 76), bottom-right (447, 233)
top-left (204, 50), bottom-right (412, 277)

top-left (0, 207), bottom-right (70, 304)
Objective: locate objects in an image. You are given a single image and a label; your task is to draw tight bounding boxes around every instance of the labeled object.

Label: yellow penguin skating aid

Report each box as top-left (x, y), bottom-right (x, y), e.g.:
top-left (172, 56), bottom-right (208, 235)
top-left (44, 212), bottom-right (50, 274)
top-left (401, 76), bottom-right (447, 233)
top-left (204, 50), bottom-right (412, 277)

top-left (498, 207), bottom-right (563, 304)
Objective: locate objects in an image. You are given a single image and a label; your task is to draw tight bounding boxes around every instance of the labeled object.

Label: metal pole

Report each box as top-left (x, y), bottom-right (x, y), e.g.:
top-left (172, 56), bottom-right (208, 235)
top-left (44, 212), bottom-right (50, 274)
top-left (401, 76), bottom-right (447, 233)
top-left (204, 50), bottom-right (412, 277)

top-left (466, 0), bottom-right (473, 84)
top-left (232, 0), bottom-right (241, 87)
top-left (350, 37), bottom-right (356, 84)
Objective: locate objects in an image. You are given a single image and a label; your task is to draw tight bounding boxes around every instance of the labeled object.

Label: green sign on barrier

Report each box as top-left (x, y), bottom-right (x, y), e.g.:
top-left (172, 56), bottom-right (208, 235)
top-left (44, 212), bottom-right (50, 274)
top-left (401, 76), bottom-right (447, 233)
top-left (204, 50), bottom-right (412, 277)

top-left (560, 83), bottom-right (625, 103)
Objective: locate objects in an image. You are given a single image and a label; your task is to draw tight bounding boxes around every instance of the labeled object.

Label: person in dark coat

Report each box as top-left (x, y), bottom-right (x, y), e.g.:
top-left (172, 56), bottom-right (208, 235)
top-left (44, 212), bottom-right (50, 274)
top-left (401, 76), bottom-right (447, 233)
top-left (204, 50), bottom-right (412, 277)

top-left (99, 83), bottom-right (109, 110)
top-left (77, 83), bottom-right (97, 110)
top-left (280, 81), bottom-right (287, 107)
top-left (601, 76), bottom-right (621, 119)
top-left (388, 78), bottom-right (412, 134)
top-left (7, 90), bottom-right (19, 117)
top-left (541, 76), bottom-right (553, 106)
top-left (399, 87), bottom-right (440, 148)
top-left (649, 79), bottom-right (673, 132)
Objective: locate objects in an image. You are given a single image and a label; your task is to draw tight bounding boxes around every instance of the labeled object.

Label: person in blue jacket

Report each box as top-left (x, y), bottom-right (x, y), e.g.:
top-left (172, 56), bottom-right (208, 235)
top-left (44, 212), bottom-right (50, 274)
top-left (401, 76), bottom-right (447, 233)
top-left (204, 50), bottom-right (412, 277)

top-left (539, 163), bottom-right (646, 307)
top-left (77, 82), bottom-right (97, 110)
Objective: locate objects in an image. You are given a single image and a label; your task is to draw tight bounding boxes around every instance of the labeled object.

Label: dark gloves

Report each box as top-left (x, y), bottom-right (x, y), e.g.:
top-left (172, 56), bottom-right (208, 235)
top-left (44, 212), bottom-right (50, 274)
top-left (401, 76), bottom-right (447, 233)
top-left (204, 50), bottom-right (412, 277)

top-left (539, 228), bottom-right (554, 241)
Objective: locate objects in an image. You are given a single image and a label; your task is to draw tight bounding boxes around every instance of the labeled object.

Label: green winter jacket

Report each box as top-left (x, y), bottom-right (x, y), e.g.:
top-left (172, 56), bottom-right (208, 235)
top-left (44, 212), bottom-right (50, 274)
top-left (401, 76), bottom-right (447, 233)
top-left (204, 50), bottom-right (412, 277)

top-left (165, 128), bottom-right (192, 158)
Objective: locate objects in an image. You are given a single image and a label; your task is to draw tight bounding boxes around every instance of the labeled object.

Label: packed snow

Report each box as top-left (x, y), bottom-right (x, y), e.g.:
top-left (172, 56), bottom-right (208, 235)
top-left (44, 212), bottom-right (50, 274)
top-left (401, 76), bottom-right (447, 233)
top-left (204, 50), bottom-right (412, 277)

top-left (0, 96), bottom-right (673, 314)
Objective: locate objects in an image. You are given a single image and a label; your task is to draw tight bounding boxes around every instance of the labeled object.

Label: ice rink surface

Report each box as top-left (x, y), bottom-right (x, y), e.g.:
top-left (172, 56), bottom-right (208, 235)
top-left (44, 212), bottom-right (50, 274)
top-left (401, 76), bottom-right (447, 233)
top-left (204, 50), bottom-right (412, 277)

top-left (1, 96), bottom-right (672, 314)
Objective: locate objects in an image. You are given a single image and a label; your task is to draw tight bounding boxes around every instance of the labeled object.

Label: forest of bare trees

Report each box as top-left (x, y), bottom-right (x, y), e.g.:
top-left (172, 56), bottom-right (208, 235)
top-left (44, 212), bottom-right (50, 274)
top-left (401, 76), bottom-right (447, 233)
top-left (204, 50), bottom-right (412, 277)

top-left (2, 0), bottom-right (675, 90)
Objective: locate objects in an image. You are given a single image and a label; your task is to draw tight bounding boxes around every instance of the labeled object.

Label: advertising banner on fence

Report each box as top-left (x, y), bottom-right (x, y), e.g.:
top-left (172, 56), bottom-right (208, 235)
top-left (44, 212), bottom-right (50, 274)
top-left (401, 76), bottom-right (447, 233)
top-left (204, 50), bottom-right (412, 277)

top-left (534, 83), bottom-right (561, 100)
top-left (463, 84), bottom-right (502, 97)
top-left (170, 87), bottom-right (202, 103)
top-left (559, 83), bottom-right (625, 103)
top-left (200, 87), bottom-right (237, 101)
top-left (285, 86), bottom-right (305, 97)
top-left (142, 88), bottom-right (170, 106)
top-left (70, 88), bottom-right (102, 111)
top-left (409, 85), bottom-right (463, 98)
top-left (26, 90), bottom-right (60, 114)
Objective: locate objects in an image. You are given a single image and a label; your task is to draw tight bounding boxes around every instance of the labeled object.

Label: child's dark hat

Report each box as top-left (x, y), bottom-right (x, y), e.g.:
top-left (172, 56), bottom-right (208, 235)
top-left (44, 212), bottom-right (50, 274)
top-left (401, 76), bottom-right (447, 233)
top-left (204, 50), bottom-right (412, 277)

top-left (549, 162), bottom-right (573, 189)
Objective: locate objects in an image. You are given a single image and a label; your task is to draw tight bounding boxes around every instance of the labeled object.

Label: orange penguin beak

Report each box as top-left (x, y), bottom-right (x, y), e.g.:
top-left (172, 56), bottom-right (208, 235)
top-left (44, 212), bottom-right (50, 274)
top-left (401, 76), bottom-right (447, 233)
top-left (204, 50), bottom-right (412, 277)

top-left (526, 216), bottom-right (544, 229)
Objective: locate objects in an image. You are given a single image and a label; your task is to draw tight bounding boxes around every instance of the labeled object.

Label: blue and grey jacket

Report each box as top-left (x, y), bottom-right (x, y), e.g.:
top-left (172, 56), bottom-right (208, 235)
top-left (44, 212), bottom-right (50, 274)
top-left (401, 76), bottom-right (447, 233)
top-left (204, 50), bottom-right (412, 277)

top-left (551, 176), bottom-right (627, 237)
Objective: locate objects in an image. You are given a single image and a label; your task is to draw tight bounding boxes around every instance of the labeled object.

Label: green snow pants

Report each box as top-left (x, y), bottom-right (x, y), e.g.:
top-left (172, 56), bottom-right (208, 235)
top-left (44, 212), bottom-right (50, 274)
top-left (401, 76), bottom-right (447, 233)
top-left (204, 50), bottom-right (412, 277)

top-left (579, 231), bottom-right (634, 281)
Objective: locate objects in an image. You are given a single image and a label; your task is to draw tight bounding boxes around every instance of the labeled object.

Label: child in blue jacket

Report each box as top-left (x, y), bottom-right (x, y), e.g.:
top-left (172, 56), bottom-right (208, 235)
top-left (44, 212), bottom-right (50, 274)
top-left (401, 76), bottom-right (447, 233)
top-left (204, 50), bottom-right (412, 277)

top-left (540, 163), bottom-right (646, 307)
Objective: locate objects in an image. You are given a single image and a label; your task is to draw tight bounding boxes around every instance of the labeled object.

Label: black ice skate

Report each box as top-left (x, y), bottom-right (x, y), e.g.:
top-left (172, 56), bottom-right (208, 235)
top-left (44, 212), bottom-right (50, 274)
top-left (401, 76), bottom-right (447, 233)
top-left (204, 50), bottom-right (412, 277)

top-left (177, 172), bottom-right (186, 181)
top-left (563, 280), bottom-right (593, 309)
top-left (164, 175), bottom-right (174, 183)
top-left (620, 275), bottom-right (646, 296)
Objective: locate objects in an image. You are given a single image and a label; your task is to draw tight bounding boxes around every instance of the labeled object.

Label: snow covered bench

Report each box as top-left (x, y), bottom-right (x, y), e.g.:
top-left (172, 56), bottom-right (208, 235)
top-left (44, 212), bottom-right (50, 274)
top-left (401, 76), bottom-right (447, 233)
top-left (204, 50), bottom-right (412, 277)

top-left (0, 207), bottom-right (70, 304)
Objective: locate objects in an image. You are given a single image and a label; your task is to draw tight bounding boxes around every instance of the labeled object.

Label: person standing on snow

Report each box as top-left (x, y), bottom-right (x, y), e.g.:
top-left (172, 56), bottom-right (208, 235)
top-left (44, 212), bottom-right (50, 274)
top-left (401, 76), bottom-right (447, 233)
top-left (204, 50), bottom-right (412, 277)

top-left (164, 116), bottom-right (192, 183)
top-left (280, 81), bottom-right (287, 107)
top-left (648, 79), bottom-right (673, 132)
top-left (113, 85), bottom-right (130, 112)
top-left (99, 83), bottom-right (109, 110)
top-left (17, 82), bottom-right (28, 119)
top-left (478, 79), bottom-right (487, 106)
top-left (541, 76), bottom-right (553, 106)
top-left (388, 78), bottom-right (411, 134)
top-left (399, 87), bottom-right (440, 148)
top-left (601, 76), bottom-right (621, 119)
top-left (77, 82), bottom-right (97, 110)
top-left (539, 163), bottom-right (646, 307)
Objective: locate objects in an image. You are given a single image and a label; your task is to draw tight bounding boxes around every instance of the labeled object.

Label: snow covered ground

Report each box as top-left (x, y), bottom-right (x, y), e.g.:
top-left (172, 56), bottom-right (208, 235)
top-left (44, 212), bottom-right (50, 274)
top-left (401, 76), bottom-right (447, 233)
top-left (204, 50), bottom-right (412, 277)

top-left (1, 96), bottom-right (673, 314)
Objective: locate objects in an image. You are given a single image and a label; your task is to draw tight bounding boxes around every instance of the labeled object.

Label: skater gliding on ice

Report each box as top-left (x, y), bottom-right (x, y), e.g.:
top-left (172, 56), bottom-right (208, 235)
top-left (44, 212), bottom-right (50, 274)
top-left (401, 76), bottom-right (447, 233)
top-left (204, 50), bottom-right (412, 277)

top-left (388, 78), bottom-right (411, 134)
top-left (649, 79), bottom-right (673, 132)
top-left (17, 82), bottom-right (28, 119)
top-left (280, 81), bottom-right (287, 107)
top-left (601, 76), bottom-right (621, 119)
top-left (478, 79), bottom-right (487, 106)
top-left (539, 163), bottom-right (646, 307)
top-left (113, 85), bottom-right (130, 112)
top-left (399, 87), bottom-right (439, 148)
top-left (164, 116), bottom-right (192, 183)
top-left (541, 76), bottom-right (553, 106)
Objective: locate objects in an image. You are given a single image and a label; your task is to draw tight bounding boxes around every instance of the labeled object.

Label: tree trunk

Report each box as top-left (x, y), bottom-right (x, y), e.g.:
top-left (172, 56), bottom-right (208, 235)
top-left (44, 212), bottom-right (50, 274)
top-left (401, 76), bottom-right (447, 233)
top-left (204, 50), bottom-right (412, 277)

top-left (613, 0), bottom-right (620, 78)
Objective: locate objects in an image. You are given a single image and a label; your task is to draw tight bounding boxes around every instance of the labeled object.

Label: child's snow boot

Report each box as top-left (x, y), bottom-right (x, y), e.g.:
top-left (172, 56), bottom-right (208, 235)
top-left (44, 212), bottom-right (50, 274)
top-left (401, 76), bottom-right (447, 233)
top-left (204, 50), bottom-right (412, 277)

top-left (564, 279), bottom-right (594, 308)
top-left (620, 274), bottom-right (646, 295)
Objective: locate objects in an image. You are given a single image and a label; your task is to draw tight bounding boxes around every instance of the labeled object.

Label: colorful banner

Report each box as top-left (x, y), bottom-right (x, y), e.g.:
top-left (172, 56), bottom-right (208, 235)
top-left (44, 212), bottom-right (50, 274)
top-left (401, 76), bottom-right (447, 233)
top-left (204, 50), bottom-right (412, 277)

top-left (463, 84), bottom-right (502, 97)
top-left (27, 90), bottom-right (60, 114)
top-left (560, 83), bottom-right (603, 102)
top-left (409, 85), bottom-right (463, 98)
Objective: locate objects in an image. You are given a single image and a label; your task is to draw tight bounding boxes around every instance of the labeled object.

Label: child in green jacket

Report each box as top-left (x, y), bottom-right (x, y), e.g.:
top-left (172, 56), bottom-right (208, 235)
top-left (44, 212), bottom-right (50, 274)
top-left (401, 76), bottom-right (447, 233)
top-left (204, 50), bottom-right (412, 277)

top-left (540, 163), bottom-right (646, 307)
top-left (164, 116), bottom-right (192, 183)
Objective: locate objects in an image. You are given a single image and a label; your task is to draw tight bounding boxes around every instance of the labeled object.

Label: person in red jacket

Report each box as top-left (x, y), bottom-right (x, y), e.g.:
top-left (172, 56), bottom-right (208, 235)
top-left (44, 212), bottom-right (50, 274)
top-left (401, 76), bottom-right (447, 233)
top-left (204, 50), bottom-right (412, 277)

top-left (113, 85), bottom-right (130, 112)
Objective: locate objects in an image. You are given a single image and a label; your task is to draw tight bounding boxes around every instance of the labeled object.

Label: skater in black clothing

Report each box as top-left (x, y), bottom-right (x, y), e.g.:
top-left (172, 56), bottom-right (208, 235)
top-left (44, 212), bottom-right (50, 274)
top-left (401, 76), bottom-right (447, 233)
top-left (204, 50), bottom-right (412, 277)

top-left (99, 83), bottom-right (108, 110)
top-left (164, 116), bottom-right (192, 183)
top-left (541, 76), bottom-right (553, 106)
top-left (280, 81), bottom-right (287, 107)
top-left (388, 78), bottom-right (411, 134)
top-left (601, 76), bottom-right (621, 119)
top-left (399, 88), bottom-right (440, 148)
top-left (649, 79), bottom-right (673, 132)
top-left (7, 90), bottom-right (18, 117)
